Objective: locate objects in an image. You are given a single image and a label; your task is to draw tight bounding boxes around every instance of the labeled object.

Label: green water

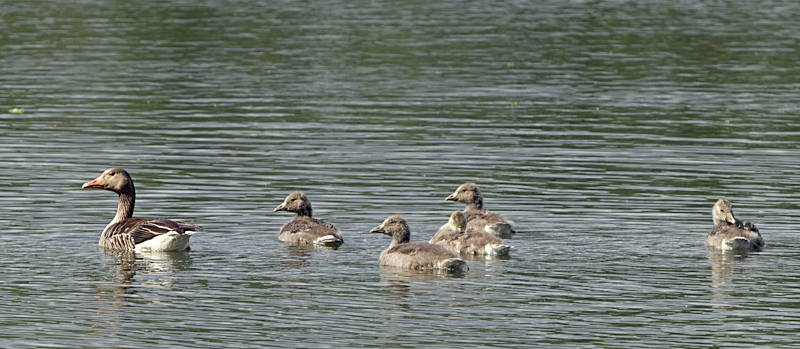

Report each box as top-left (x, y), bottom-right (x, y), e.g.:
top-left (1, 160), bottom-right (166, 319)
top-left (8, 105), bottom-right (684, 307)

top-left (2, 1), bottom-right (800, 347)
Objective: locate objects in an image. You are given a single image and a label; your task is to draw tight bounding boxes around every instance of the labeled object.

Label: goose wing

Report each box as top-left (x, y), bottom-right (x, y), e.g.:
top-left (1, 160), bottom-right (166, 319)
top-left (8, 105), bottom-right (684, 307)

top-left (104, 218), bottom-right (203, 246)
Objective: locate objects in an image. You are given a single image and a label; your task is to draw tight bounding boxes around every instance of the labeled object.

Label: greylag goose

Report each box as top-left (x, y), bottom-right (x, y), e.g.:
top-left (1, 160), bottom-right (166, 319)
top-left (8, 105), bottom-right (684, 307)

top-left (370, 215), bottom-right (468, 272)
top-left (430, 211), bottom-right (512, 256)
top-left (445, 182), bottom-right (516, 238)
top-left (705, 199), bottom-right (764, 251)
top-left (82, 168), bottom-right (202, 252)
top-left (273, 191), bottom-right (344, 246)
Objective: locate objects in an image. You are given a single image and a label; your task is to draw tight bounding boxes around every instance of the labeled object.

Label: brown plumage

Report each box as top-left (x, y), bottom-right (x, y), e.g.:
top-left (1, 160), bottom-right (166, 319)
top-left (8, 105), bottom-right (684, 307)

top-left (369, 215), bottom-right (468, 272)
top-left (445, 182), bottom-right (516, 238)
top-left (705, 199), bottom-right (764, 251)
top-left (82, 168), bottom-right (202, 252)
top-left (430, 211), bottom-right (512, 256)
top-left (274, 191), bottom-right (343, 246)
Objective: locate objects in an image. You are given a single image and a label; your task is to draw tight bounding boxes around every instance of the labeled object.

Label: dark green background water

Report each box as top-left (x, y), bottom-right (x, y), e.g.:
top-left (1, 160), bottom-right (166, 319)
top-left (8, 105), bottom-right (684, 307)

top-left (3, 1), bottom-right (800, 347)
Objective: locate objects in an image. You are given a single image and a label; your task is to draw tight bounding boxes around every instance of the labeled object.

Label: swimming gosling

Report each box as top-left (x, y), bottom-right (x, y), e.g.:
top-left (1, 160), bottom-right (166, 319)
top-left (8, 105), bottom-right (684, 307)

top-left (705, 199), bottom-right (764, 251)
top-left (445, 182), bottom-right (516, 238)
top-left (430, 211), bottom-right (512, 256)
top-left (370, 215), bottom-right (468, 272)
top-left (274, 191), bottom-right (344, 246)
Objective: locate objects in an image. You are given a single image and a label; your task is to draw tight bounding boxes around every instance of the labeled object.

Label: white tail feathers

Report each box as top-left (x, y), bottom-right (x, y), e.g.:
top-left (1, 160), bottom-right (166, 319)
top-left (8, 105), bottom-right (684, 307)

top-left (485, 222), bottom-right (515, 238)
top-left (485, 243), bottom-right (512, 256)
top-left (723, 237), bottom-right (755, 251)
top-left (135, 231), bottom-right (192, 252)
top-left (314, 235), bottom-right (343, 245)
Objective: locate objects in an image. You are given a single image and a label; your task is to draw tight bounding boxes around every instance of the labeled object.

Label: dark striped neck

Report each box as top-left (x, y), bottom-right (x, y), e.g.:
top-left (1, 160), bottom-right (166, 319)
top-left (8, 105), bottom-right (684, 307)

top-left (113, 190), bottom-right (135, 224)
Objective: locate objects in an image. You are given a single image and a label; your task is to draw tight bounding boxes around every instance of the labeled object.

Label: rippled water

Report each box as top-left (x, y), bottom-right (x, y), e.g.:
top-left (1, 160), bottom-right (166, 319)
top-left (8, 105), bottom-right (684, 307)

top-left (3, 1), bottom-right (800, 347)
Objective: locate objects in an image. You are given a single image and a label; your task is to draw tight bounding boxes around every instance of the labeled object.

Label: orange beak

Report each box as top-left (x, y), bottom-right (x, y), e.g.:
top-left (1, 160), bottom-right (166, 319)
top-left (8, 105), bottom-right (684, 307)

top-left (82, 176), bottom-right (105, 189)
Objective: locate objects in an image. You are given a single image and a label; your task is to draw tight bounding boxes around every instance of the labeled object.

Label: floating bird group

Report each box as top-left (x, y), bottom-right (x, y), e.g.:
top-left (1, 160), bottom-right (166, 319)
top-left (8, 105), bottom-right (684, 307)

top-left (82, 167), bottom-right (763, 272)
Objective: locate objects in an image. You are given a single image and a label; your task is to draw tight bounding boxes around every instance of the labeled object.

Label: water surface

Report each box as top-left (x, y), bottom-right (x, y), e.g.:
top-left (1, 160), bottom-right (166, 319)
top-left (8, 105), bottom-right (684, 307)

top-left (3, 1), bottom-right (800, 347)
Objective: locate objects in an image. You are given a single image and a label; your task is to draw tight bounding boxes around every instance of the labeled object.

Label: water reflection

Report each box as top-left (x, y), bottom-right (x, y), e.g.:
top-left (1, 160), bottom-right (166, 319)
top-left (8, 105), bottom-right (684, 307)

top-left (99, 249), bottom-right (194, 288)
top-left (280, 244), bottom-right (313, 269)
top-left (96, 250), bottom-right (135, 285)
top-left (708, 250), bottom-right (759, 306)
top-left (378, 266), bottom-right (467, 281)
top-left (280, 243), bottom-right (340, 269)
top-left (379, 267), bottom-right (464, 300)
top-left (379, 275), bottom-right (412, 310)
top-left (378, 267), bottom-right (468, 313)
top-left (6, 0), bottom-right (800, 346)
top-left (88, 250), bottom-right (194, 341)
top-left (458, 253), bottom-right (513, 262)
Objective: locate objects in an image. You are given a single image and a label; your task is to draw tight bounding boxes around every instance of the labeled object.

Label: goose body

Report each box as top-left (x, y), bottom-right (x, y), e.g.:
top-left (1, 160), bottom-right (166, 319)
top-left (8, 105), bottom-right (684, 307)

top-left (705, 199), bottom-right (764, 251)
top-left (274, 191), bottom-right (344, 246)
top-left (430, 211), bottom-right (512, 256)
top-left (446, 182), bottom-right (516, 238)
top-left (82, 168), bottom-right (202, 252)
top-left (370, 215), bottom-right (468, 272)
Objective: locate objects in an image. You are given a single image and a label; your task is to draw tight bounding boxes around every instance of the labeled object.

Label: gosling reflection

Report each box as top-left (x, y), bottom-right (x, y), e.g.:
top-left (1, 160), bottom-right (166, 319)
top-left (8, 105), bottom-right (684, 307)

top-left (708, 249), bottom-right (758, 305)
top-left (281, 244), bottom-right (314, 269)
top-left (379, 274), bottom-right (412, 310)
top-left (378, 266), bottom-right (466, 310)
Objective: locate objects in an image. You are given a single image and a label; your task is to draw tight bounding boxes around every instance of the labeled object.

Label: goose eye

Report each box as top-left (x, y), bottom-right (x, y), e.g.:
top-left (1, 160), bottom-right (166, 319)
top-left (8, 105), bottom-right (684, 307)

top-left (108, 171), bottom-right (116, 176)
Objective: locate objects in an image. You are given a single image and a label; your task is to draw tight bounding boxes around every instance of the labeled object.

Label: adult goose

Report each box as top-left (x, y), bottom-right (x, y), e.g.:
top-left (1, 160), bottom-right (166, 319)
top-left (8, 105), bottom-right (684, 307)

top-left (273, 191), bottom-right (344, 246)
top-left (445, 182), bottom-right (516, 238)
top-left (370, 215), bottom-right (468, 272)
top-left (82, 168), bottom-right (202, 252)
top-left (430, 211), bottom-right (512, 256)
top-left (705, 199), bottom-right (764, 251)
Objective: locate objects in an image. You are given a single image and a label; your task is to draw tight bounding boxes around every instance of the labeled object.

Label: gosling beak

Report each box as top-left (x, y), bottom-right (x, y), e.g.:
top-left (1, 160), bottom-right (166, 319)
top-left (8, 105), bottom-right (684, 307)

top-left (445, 193), bottom-right (457, 201)
top-left (273, 203), bottom-right (286, 212)
top-left (370, 225), bottom-right (385, 234)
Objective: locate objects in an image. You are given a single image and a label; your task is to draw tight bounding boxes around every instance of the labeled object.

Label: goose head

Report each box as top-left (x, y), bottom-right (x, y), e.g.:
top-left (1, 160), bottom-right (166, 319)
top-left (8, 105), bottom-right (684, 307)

top-left (274, 191), bottom-right (313, 217)
top-left (445, 182), bottom-right (483, 210)
top-left (370, 214), bottom-right (411, 244)
top-left (448, 210), bottom-right (467, 233)
top-left (82, 167), bottom-right (135, 195)
top-left (712, 199), bottom-right (738, 225)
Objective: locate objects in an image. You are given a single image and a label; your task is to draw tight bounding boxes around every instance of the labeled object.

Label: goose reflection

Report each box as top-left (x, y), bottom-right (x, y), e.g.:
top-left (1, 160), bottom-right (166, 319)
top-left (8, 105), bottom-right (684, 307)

top-left (103, 250), bottom-right (138, 285)
top-left (91, 250), bottom-right (194, 339)
top-left (98, 249), bottom-right (194, 295)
